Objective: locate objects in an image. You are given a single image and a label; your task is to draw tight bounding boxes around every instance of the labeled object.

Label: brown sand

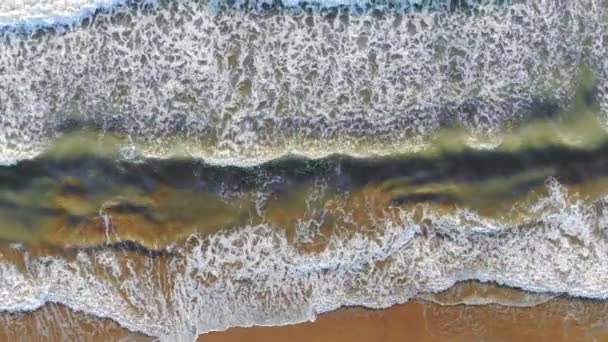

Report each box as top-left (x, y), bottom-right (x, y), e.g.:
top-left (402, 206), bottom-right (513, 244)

top-left (200, 298), bottom-right (608, 342)
top-left (0, 304), bottom-right (152, 342)
top-left (4, 293), bottom-right (607, 341)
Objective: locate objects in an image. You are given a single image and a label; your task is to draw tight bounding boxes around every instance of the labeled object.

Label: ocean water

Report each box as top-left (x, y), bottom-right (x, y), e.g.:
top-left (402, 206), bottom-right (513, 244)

top-left (1, 0), bottom-right (608, 341)
top-left (0, 0), bottom-right (606, 164)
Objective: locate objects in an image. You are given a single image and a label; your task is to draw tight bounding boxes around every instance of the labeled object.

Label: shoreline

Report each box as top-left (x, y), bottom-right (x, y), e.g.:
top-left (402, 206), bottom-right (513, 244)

top-left (200, 297), bottom-right (608, 342)
top-left (3, 292), bottom-right (608, 341)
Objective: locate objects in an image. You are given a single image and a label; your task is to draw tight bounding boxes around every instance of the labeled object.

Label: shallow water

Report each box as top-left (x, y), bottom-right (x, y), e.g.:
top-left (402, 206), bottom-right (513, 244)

top-left (1, 0), bottom-right (607, 164)
top-left (1, 0), bottom-right (608, 341)
top-left (2, 131), bottom-right (608, 339)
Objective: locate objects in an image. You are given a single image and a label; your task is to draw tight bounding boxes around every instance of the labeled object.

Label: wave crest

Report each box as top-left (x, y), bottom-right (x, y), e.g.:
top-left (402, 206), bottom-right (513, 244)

top-left (1, 180), bottom-right (608, 339)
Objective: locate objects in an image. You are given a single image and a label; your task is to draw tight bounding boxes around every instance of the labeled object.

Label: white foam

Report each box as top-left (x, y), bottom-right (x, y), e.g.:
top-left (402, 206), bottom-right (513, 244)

top-left (0, 1), bottom-right (605, 165)
top-left (0, 0), bottom-right (129, 28)
top-left (1, 179), bottom-right (608, 340)
top-left (0, 0), bottom-right (513, 30)
top-left (417, 291), bottom-right (557, 307)
top-left (0, 0), bottom-right (502, 29)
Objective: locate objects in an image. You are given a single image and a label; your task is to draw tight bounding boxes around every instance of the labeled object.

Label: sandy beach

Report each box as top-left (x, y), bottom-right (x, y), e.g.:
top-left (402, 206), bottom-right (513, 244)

top-left (201, 298), bottom-right (608, 342)
top-left (0, 1), bottom-right (607, 341)
top-left (3, 283), bottom-right (608, 342)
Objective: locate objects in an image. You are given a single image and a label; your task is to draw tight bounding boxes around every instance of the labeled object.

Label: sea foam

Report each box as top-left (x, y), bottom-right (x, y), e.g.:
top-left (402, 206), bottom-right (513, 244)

top-left (0, 0), bottom-right (486, 29)
top-left (1, 180), bottom-right (608, 340)
top-left (0, 0), bottom-right (131, 28)
top-left (0, 0), bottom-right (498, 29)
top-left (0, 0), bottom-right (605, 165)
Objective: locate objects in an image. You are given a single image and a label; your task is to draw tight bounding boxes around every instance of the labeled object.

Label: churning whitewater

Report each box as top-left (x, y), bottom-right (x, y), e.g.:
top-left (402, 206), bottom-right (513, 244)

top-left (2, 180), bottom-right (608, 340)
top-left (0, 0), bottom-right (129, 27)
top-left (0, 0), bottom-right (606, 164)
top-left (2, 0), bottom-right (608, 341)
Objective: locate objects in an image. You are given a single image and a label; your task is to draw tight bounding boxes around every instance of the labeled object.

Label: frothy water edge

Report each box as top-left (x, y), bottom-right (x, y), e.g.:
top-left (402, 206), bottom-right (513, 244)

top-left (1, 0), bottom-right (608, 339)
top-left (0, 0), bottom-right (515, 30)
top-left (1, 179), bottom-right (608, 340)
top-left (0, 0), bottom-right (131, 29)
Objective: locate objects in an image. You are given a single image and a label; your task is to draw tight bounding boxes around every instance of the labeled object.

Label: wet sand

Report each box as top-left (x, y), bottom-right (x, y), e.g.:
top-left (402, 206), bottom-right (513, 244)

top-left (3, 283), bottom-right (608, 342)
top-left (200, 298), bottom-right (608, 342)
top-left (0, 304), bottom-right (152, 342)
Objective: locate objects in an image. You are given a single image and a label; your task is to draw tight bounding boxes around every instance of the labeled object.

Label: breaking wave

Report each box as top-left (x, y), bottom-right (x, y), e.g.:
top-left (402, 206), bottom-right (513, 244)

top-left (0, 0), bottom-right (129, 28)
top-left (0, 0), bottom-right (606, 164)
top-left (2, 0), bottom-right (608, 340)
top-left (1, 179), bottom-right (608, 340)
